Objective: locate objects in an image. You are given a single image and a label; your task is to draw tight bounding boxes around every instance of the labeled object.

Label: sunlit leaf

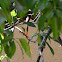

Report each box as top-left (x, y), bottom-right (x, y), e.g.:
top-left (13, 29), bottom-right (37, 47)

top-left (0, 33), bottom-right (4, 54)
top-left (29, 33), bottom-right (37, 41)
top-left (31, 33), bottom-right (36, 38)
top-left (19, 38), bottom-right (31, 56)
top-left (11, 9), bottom-right (17, 16)
top-left (0, 54), bottom-right (8, 61)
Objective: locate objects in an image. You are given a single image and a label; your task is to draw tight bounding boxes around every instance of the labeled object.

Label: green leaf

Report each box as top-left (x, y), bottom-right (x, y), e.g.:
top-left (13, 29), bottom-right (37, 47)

top-left (0, 10), bottom-right (6, 33)
top-left (0, 10), bottom-right (6, 26)
top-left (37, 34), bottom-right (41, 46)
top-left (38, 15), bottom-right (46, 32)
top-left (3, 30), bottom-right (13, 35)
top-left (54, 39), bottom-right (62, 46)
top-left (56, 17), bottom-right (62, 33)
top-left (41, 27), bottom-right (49, 31)
top-left (21, 27), bottom-right (25, 32)
top-left (19, 38), bottom-right (31, 56)
top-left (29, 33), bottom-right (37, 41)
top-left (40, 0), bottom-right (49, 10)
top-left (33, 0), bottom-right (49, 14)
top-left (0, 33), bottom-right (4, 55)
top-left (0, 45), bottom-right (3, 54)
top-left (45, 8), bottom-right (54, 18)
top-left (17, 0), bottom-right (36, 10)
top-left (23, 22), bottom-right (36, 27)
top-left (48, 36), bottom-right (62, 46)
top-left (31, 33), bottom-right (35, 38)
top-left (32, 1), bottom-right (39, 14)
top-left (0, 23), bottom-right (5, 33)
top-left (0, 17), bottom-right (6, 25)
top-left (16, 40), bottom-right (24, 58)
top-left (3, 41), bottom-right (16, 58)
top-left (19, 11), bottom-right (27, 18)
top-left (58, 2), bottom-right (62, 10)
top-left (48, 16), bottom-right (59, 39)
top-left (11, 9), bottom-right (17, 16)
top-left (0, 0), bottom-right (12, 24)
top-left (46, 42), bottom-right (54, 55)
top-left (55, 9), bottom-right (62, 32)
top-left (56, 9), bottom-right (62, 18)
top-left (1, 31), bottom-right (13, 45)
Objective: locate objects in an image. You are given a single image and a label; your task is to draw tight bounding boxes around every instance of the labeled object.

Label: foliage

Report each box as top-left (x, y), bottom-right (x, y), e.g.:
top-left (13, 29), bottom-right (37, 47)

top-left (23, 22), bottom-right (36, 27)
top-left (46, 42), bottom-right (54, 55)
top-left (19, 38), bottom-right (31, 56)
top-left (0, 0), bottom-right (62, 62)
top-left (3, 41), bottom-right (16, 58)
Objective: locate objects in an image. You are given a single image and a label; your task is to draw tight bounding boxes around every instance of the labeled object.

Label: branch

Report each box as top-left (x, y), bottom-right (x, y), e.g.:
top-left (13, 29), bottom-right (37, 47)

top-left (37, 52), bottom-right (44, 62)
top-left (15, 26), bottom-right (29, 39)
top-left (28, 33), bottom-right (37, 42)
top-left (15, 26), bottom-right (39, 44)
top-left (37, 28), bottom-right (51, 62)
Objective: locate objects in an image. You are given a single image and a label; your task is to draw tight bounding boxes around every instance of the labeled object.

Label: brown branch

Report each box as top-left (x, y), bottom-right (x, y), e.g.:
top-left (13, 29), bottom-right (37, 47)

top-left (20, 30), bottom-right (29, 40)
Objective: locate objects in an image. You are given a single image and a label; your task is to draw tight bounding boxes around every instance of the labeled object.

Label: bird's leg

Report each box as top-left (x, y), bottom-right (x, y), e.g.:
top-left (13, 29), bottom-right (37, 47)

top-left (26, 16), bottom-right (30, 43)
top-left (26, 25), bottom-right (32, 53)
top-left (26, 24), bottom-right (30, 43)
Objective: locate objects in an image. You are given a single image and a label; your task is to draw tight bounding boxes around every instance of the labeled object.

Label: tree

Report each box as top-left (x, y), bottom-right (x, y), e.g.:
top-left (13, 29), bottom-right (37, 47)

top-left (0, 0), bottom-right (62, 62)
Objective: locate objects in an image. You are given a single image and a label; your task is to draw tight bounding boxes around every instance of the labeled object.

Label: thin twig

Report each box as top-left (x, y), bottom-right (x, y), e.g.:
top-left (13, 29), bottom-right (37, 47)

top-left (28, 33), bottom-right (38, 42)
top-left (15, 26), bottom-right (38, 43)
top-left (15, 26), bottom-right (29, 39)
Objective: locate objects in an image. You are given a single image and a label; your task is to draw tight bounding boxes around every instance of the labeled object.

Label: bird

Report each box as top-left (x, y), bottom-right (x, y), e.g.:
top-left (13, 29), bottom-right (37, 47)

top-left (4, 9), bottom-right (41, 30)
top-left (4, 9), bottom-right (41, 43)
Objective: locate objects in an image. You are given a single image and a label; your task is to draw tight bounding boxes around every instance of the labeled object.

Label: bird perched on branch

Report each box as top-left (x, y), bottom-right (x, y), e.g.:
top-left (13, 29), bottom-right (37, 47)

top-left (4, 9), bottom-right (41, 43)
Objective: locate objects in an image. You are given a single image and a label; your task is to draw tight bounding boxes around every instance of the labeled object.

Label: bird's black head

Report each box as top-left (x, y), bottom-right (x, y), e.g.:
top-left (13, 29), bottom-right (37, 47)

top-left (27, 9), bottom-right (34, 17)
